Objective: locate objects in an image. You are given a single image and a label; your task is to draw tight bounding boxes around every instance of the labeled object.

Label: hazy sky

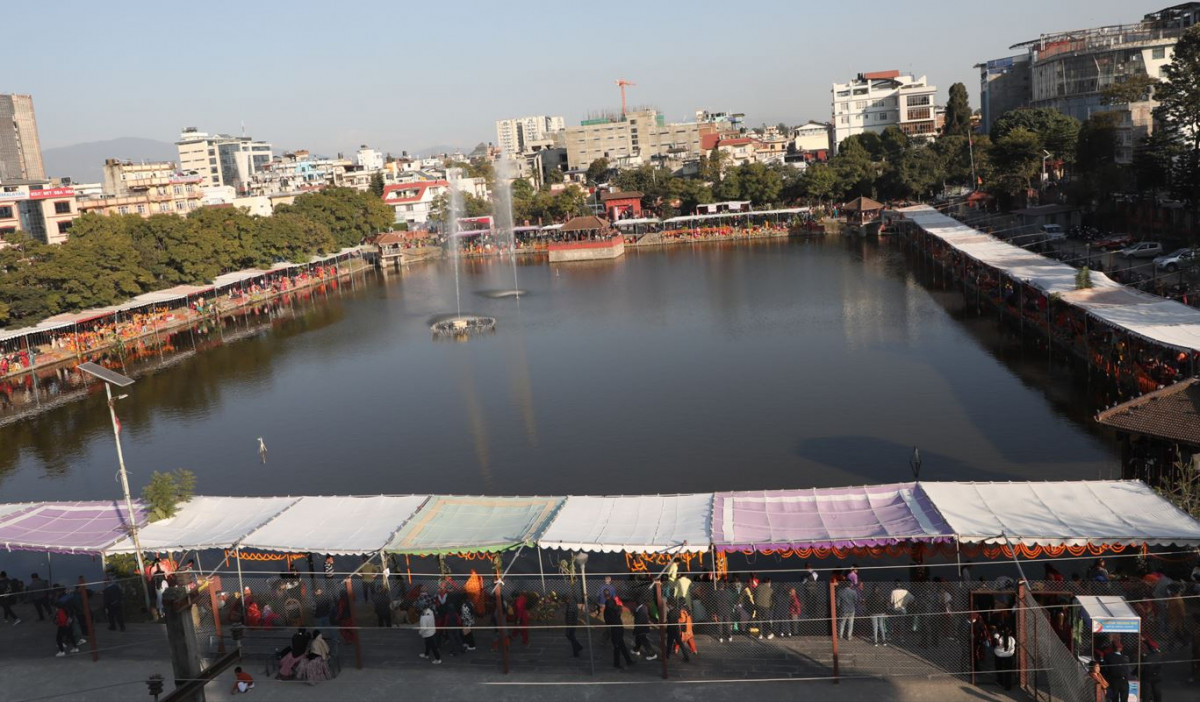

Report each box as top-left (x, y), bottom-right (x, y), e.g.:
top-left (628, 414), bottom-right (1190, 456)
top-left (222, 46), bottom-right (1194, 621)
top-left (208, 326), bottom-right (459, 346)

top-left (8, 0), bottom-right (1156, 155)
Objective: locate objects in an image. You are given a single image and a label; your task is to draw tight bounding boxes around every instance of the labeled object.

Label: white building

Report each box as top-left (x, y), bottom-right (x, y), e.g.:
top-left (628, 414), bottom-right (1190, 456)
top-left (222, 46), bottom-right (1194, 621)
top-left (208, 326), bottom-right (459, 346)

top-left (495, 115), bottom-right (566, 156)
top-left (831, 71), bottom-right (938, 152)
top-left (356, 145), bottom-right (384, 171)
top-left (176, 128), bottom-right (273, 191)
top-left (792, 121), bottom-right (833, 156)
top-left (381, 180), bottom-right (448, 227)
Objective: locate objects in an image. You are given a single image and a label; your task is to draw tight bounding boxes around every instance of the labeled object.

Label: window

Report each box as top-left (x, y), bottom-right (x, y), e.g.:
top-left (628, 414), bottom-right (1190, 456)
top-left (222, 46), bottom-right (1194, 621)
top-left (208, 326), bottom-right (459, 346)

top-left (839, 116), bottom-right (849, 125)
top-left (137, 205), bottom-right (147, 214)
top-left (1152, 47), bottom-right (1166, 60)
top-left (173, 185), bottom-right (182, 195)
top-left (118, 206), bottom-right (129, 215)
top-left (0, 206), bottom-right (12, 219)
top-left (57, 221), bottom-right (73, 235)
top-left (54, 201), bottom-right (71, 214)
top-left (175, 201), bottom-right (185, 211)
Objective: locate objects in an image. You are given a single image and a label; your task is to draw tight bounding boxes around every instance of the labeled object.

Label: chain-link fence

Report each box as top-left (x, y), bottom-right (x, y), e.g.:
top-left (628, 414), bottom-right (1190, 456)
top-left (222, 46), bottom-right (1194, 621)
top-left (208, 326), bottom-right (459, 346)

top-left (39, 562), bottom-right (1194, 694)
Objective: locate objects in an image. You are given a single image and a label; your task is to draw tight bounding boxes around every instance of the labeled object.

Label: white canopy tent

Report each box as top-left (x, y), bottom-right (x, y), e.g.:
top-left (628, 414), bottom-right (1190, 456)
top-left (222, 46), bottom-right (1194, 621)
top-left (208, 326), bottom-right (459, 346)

top-left (919, 481), bottom-right (1200, 547)
top-left (537, 494), bottom-right (713, 554)
top-left (238, 495), bottom-right (429, 555)
top-left (105, 496), bottom-right (300, 555)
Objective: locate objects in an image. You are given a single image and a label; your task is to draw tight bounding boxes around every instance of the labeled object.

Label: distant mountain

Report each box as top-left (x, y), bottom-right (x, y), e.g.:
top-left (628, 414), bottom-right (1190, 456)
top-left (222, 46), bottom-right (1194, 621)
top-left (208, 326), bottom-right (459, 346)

top-left (410, 144), bottom-right (467, 158)
top-left (43, 137), bottom-right (178, 183)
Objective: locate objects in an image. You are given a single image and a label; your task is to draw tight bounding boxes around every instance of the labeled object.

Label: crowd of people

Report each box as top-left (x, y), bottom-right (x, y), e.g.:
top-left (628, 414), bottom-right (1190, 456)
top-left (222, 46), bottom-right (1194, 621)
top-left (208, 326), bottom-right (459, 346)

top-left (0, 569), bottom-right (123, 657)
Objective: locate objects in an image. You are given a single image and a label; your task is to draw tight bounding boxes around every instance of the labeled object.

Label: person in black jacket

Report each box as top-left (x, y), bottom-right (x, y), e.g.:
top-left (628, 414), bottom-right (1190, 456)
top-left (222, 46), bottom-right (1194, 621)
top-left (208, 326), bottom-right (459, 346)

top-left (1140, 643), bottom-right (1162, 702)
top-left (1102, 641), bottom-right (1131, 702)
top-left (102, 577), bottom-right (125, 632)
top-left (603, 596), bottom-right (633, 669)
top-left (564, 596), bottom-right (584, 658)
top-left (632, 598), bottom-right (658, 660)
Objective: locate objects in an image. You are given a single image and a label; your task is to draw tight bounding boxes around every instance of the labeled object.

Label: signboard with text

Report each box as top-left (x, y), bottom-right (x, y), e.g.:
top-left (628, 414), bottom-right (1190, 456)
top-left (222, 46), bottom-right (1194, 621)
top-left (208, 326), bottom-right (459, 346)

top-left (28, 188), bottom-right (75, 200)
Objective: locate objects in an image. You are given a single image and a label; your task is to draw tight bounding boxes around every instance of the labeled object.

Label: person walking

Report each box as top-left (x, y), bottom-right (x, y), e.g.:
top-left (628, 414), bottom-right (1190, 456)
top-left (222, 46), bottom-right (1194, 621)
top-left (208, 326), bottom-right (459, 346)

top-left (869, 583), bottom-right (889, 646)
top-left (737, 577), bottom-right (756, 638)
top-left (756, 577), bottom-right (775, 639)
top-left (836, 582), bottom-right (859, 641)
top-left (103, 577), bottom-right (125, 632)
top-left (28, 573), bottom-right (50, 622)
top-left (460, 600), bottom-right (477, 651)
top-left (418, 606), bottom-right (442, 664)
top-left (513, 593), bottom-right (531, 646)
top-left (664, 600), bottom-right (690, 662)
top-left (0, 571), bottom-right (20, 625)
top-left (679, 605), bottom-right (698, 656)
top-left (564, 596), bottom-right (584, 658)
top-left (785, 586), bottom-right (803, 637)
top-left (632, 599), bottom-right (657, 660)
top-left (358, 557), bottom-right (379, 604)
top-left (715, 580), bottom-right (735, 642)
top-left (604, 597), bottom-right (634, 669)
top-left (53, 603), bottom-right (76, 657)
top-left (1140, 643), bottom-right (1163, 702)
top-left (992, 626), bottom-right (1016, 690)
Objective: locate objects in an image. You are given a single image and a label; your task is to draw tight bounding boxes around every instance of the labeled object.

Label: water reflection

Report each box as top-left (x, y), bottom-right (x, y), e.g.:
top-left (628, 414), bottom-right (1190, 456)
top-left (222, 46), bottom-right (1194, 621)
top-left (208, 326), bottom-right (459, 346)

top-left (0, 239), bottom-right (1119, 501)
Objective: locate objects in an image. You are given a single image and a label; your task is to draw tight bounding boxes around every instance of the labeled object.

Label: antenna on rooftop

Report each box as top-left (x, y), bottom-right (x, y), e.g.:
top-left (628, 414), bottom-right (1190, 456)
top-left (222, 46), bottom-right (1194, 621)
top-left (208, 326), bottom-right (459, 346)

top-left (241, 120), bottom-right (246, 137)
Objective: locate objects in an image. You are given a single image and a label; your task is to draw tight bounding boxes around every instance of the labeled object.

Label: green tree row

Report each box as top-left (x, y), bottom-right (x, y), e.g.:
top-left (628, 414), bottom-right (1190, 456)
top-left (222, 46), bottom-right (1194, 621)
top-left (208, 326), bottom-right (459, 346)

top-left (0, 187), bottom-right (393, 326)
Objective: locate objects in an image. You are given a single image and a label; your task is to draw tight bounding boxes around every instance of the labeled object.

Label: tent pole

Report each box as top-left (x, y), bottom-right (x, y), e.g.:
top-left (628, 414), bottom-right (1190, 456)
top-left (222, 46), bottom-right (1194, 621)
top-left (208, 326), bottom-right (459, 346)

top-left (378, 549), bottom-right (388, 599)
top-left (537, 547), bottom-right (546, 594)
top-left (234, 547), bottom-right (246, 607)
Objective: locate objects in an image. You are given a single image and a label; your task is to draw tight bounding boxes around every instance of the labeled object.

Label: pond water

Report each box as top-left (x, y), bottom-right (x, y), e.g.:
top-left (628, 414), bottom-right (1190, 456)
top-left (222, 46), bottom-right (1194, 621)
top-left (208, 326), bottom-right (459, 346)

top-left (0, 237), bottom-right (1119, 504)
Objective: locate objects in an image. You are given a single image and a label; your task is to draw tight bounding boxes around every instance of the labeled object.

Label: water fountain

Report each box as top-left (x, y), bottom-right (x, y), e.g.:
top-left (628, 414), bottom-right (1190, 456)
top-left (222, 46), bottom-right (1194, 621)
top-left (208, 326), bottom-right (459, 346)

top-left (431, 173), bottom-right (496, 339)
top-left (488, 154), bottom-right (526, 299)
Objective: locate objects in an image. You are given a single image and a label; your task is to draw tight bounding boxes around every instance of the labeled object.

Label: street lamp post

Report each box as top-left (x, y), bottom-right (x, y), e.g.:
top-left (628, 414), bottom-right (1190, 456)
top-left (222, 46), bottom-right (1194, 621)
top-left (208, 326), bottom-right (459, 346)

top-left (78, 362), bottom-right (152, 616)
top-left (574, 552), bottom-right (595, 676)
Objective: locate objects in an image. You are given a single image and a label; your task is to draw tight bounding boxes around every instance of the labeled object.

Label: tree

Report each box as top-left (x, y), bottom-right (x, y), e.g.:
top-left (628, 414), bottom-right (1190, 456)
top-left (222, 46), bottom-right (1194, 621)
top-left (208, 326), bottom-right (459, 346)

top-left (943, 83), bottom-right (972, 137)
top-left (369, 172), bottom-right (385, 198)
top-left (831, 138), bottom-right (877, 198)
top-left (880, 126), bottom-right (910, 162)
top-left (734, 162), bottom-right (783, 206)
top-left (1072, 111), bottom-right (1125, 206)
top-left (142, 469), bottom-right (196, 522)
top-left (1154, 25), bottom-right (1200, 205)
top-left (801, 163), bottom-right (841, 202)
top-left (989, 127), bottom-right (1043, 199)
top-left (585, 158), bottom-right (610, 184)
top-left (992, 108), bottom-right (1080, 163)
top-left (510, 178), bottom-right (535, 202)
top-left (543, 168), bottom-right (565, 185)
top-left (890, 145), bottom-right (943, 200)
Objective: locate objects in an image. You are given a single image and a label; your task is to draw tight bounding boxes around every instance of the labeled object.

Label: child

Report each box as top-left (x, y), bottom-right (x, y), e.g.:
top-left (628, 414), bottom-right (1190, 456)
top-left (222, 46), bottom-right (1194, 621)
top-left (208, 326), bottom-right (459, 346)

top-left (231, 666), bottom-right (254, 693)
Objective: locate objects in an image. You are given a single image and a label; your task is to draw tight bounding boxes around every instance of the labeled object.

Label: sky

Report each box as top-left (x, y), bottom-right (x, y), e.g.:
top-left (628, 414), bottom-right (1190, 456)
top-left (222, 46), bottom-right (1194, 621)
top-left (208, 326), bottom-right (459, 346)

top-left (6, 0), bottom-right (1161, 156)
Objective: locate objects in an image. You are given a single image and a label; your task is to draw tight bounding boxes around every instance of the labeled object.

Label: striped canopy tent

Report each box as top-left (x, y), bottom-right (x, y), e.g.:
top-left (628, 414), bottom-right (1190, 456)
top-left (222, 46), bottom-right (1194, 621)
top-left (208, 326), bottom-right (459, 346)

top-left (105, 496), bottom-right (301, 555)
top-left (711, 483), bottom-right (953, 552)
top-left (386, 496), bottom-right (563, 556)
top-left (0, 500), bottom-right (146, 555)
top-left (238, 495), bottom-right (429, 556)
top-left (537, 494), bottom-right (713, 554)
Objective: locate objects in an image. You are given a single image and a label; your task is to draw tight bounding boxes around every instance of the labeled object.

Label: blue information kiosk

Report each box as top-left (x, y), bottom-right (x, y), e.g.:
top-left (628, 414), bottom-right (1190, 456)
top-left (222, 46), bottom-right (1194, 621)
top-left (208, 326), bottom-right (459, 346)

top-left (1075, 595), bottom-right (1142, 702)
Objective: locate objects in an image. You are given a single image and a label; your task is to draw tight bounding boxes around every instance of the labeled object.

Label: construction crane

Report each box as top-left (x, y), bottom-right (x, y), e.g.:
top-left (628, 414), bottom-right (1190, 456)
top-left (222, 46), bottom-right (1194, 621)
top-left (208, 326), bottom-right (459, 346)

top-left (615, 79), bottom-right (636, 115)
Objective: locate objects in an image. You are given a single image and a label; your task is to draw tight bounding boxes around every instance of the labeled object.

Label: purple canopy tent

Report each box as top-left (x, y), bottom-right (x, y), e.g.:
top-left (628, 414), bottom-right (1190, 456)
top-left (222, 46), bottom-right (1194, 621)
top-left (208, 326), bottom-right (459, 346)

top-left (711, 483), bottom-right (953, 552)
top-left (0, 500), bottom-right (147, 554)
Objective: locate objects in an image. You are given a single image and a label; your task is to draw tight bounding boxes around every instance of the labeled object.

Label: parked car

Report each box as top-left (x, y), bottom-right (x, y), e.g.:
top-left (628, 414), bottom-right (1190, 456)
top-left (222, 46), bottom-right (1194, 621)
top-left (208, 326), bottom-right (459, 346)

top-left (1094, 233), bottom-right (1134, 251)
top-left (1118, 241), bottom-right (1164, 259)
top-left (1154, 248), bottom-right (1200, 271)
top-left (1040, 224), bottom-right (1066, 241)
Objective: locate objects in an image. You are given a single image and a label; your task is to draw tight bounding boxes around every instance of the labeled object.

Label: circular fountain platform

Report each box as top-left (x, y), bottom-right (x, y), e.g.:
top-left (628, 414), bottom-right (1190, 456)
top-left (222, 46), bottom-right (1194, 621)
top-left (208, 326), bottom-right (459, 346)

top-left (430, 314), bottom-right (497, 340)
top-left (477, 289), bottom-right (527, 299)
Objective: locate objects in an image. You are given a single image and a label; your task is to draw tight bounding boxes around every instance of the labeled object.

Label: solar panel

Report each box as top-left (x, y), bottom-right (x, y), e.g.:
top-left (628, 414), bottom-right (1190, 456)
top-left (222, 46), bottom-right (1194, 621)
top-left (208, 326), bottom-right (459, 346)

top-left (77, 362), bottom-right (135, 387)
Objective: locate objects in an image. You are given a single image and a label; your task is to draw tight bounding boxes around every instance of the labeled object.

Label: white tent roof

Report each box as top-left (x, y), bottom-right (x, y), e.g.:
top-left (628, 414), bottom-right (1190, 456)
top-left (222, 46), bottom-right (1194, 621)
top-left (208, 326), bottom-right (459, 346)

top-left (238, 495), bottom-right (428, 555)
top-left (919, 481), bottom-right (1200, 546)
top-left (105, 496), bottom-right (300, 555)
top-left (537, 494), bottom-right (712, 553)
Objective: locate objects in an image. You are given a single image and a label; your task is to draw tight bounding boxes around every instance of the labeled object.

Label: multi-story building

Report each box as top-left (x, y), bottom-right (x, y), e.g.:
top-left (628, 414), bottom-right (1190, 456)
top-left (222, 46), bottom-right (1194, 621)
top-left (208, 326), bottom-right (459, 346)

top-left (176, 128), bottom-right (273, 191)
top-left (0, 181), bottom-right (78, 244)
top-left (495, 115), bottom-right (566, 156)
top-left (563, 109), bottom-right (721, 170)
top-left (831, 71), bottom-right (939, 152)
top-left (999, 3), bottom-right (1200, 163)
top-left (381, 180), bottom-right (448, 227)
top-left (356, 145), bottom-right (384, 171)
top-left (976, 55), bottom-right (1032, 134)
top-left (78, 159), bottom-right (204, 218)
top-left (791, 121), bottom-right (833, 161)
top-left (0, 94), bottom-right (46, 182)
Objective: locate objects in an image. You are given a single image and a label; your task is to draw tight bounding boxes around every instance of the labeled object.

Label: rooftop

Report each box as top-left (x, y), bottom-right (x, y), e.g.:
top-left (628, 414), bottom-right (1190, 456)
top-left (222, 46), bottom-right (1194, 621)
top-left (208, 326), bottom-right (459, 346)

top-left (1096, 378), bottom-right (1200, 446)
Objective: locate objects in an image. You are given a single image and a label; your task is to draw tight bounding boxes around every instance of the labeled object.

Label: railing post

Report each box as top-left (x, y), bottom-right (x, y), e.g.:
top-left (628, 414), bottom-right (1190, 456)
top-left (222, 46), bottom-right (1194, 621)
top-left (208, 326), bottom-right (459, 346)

top-left (208, 580), bottom-right (224, 654)
top-left (829, 579), bottom-right (839, 684)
